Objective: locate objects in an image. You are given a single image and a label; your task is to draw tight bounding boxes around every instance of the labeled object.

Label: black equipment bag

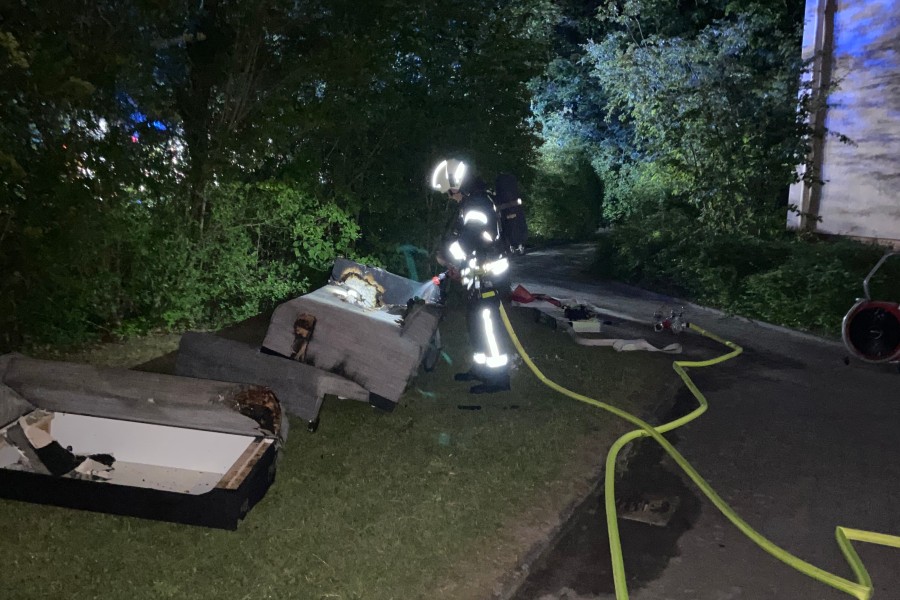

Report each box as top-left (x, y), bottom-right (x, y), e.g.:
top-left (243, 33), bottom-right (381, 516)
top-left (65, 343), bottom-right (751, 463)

top-left (494, 173), bottom-right (527, 252)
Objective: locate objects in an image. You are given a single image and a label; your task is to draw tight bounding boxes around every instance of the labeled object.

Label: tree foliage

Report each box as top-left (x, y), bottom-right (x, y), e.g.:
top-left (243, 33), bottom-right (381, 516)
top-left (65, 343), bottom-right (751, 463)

top-left (0, 0), bottom-right (558, 350)
top-left (530, 1), bottom-right (890, 334)
top-left (1, 0), bottom-right (832, 346)
top-left (529, 0), bottom-right (809, 235)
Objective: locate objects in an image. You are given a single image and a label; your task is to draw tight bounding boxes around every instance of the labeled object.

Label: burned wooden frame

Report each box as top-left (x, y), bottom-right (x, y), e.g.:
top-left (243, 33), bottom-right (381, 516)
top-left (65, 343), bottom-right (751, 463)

top-left (0, 355), bottom-right (281, 529)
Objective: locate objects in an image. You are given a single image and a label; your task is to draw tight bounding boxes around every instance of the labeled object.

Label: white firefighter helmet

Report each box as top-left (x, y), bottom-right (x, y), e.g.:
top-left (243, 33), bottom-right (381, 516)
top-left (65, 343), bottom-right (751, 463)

top-left (430, 158), bottom-right (468, 193)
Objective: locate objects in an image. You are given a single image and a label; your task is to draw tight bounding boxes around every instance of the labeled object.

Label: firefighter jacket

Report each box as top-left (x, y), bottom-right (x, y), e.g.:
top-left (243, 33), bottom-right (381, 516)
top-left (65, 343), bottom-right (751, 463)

top-left (444, 191), bottom-right (503, 268)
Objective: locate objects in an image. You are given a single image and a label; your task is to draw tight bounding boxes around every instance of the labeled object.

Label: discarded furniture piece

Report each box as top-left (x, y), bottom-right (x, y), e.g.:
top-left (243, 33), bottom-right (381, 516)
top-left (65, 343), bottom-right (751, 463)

top-left (177, 259), bottom-right (442, 429)
top-left (262, 259), bottom-right (442, 407)
top-left (0, 354), bottom-right (282, 530)
top-left (176, 332), bottom-right (369, 426)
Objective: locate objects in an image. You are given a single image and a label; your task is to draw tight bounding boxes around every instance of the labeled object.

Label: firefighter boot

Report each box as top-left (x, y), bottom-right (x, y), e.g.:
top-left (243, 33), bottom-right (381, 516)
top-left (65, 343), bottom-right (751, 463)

top-left (454, 370), bottom-right (480, 382)
top-left (469, 374), bottom-right (510, 394)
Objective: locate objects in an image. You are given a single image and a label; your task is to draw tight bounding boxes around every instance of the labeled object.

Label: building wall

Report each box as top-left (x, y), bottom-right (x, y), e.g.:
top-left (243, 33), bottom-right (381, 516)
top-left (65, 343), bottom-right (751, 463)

top-left (788, 0), bottom-right (900, 245)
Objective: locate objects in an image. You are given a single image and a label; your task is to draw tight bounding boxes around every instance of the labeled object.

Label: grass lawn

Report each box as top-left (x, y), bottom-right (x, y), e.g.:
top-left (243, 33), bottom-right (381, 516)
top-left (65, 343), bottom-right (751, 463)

top-left (1, 300), bottom-right (680, 600)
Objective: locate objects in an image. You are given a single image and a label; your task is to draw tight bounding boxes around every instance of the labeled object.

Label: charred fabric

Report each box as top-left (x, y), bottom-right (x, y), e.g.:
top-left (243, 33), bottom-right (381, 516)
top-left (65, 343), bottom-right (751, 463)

top-left (0, 259), bottom-right (443, 529)
top-left (0, 355), bottom-right (282, 529)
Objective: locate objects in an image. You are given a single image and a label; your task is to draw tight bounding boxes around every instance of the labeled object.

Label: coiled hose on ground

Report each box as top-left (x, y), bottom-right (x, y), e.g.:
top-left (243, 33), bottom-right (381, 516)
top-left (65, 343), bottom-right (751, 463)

top-left (498, 303), bottom-right (900, 600)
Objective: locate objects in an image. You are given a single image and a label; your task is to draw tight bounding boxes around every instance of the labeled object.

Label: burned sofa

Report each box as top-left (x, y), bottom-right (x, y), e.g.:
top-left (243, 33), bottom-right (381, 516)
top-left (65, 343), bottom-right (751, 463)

top-left (0, 354), bottom-right (281, 529)
top-left (177, 259), bottom-right (442, 428)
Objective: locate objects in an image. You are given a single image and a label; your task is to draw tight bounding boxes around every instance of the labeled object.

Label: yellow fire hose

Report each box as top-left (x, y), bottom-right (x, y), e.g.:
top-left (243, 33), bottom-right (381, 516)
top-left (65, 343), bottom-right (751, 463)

top-left (498, 303), bottom-right (900, 600)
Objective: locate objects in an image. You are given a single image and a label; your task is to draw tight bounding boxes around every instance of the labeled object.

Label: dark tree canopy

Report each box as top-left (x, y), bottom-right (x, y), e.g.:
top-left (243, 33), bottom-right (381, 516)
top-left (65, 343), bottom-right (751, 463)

top-left (0, 0), bottom-right (558, 348)
top-left (0, 0), bottom-right (813, 349)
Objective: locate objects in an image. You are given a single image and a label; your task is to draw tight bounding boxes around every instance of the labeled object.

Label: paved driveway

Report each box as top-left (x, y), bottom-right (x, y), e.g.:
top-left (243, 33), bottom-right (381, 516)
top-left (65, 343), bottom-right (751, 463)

top-left (509, 245), bottom-right (900, 600)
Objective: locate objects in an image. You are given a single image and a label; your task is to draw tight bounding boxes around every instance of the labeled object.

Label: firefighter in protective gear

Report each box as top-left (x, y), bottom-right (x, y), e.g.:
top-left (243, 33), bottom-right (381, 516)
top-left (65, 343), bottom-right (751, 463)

top-left (433, 160), bottom-right (511, 394)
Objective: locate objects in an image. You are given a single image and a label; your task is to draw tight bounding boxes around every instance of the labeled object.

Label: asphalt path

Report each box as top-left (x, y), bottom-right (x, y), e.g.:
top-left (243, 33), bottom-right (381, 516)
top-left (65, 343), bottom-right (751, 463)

top-left (507, 244), bottom-right (900, 600)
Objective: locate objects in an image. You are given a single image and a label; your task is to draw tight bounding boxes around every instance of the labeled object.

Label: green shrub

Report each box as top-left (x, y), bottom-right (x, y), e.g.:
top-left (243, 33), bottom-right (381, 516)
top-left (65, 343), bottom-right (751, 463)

top-left (529, 150), bottom-right (603, 241)
top-left (4, 181), bottom-right (364, 351)
top-left (738, 239), bottom-right (900, 332)
top-left (147, 182), bottom-right (363, 330)
top-left (594, 207), bottom-right (900, 335)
